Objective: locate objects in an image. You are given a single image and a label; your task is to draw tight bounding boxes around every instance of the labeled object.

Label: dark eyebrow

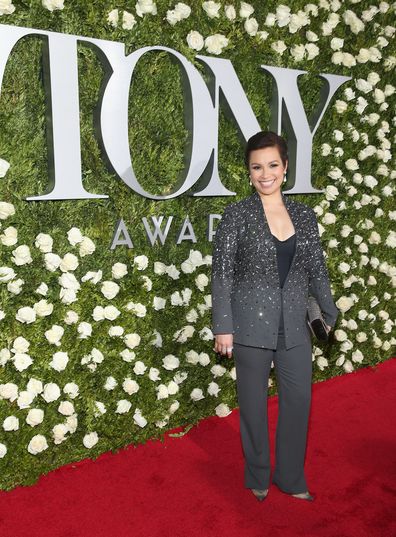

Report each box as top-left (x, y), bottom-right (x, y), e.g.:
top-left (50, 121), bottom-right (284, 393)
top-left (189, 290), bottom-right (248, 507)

top-left (250, 160), bottom-right (279, 165)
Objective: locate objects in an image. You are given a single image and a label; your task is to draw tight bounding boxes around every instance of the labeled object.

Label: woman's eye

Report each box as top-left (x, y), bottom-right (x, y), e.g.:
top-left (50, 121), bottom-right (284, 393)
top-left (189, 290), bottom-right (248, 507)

top-left (270, 164), bottom-right (278, 168)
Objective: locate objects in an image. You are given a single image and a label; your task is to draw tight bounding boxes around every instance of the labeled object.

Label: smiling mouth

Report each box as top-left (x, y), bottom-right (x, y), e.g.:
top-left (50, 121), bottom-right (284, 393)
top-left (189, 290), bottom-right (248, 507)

top-left (259, 180), bottom-right (276, 186)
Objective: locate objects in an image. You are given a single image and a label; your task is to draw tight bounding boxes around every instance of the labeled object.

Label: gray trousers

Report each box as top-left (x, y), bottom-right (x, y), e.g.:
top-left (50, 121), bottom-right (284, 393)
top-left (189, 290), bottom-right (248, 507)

top-left (233, 328), bottom-right (312, 494)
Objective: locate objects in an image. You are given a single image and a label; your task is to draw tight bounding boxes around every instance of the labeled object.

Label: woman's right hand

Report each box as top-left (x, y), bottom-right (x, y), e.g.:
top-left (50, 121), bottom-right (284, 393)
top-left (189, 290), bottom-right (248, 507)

top-left (213, 334), bottom-right (234, 359)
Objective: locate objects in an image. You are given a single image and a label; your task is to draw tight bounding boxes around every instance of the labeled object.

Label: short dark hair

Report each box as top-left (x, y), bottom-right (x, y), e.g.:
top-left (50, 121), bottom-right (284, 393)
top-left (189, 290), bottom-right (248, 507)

top-left (244, 131), bottom-right (288, 168)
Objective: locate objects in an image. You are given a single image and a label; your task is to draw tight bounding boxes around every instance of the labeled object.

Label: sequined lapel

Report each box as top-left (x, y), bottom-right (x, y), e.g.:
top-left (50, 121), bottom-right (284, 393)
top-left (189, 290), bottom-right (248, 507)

top-left (250, 190), bottom-right (302, 288)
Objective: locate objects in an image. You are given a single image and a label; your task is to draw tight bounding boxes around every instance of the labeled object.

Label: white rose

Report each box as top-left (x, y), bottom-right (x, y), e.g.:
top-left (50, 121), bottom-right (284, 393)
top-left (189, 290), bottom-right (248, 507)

top-left (26, 378), bottom-right (43, 395)
top-left (205, 34), bottom-right (229, 55)
top-left (264, 12), bottom-right (276, 26)
top-left (0, 443), bottom-right (6, 458)
top-left (64, 310), bottom-right (79, 324)
top-left (136, 0), bottom-right (157, 17)
top-left (124, 333), bottom-right (141, 349)
top-left (45, 325), bottom-right (64, 346)
top-left (304, 36), bottom-right (320, 54)
top-left (79, 236), bottom-right (96, 256)
top-left (167, 380), bottom-right (179, 395)
top-left (83, 432), bottom-right (98, 448)
top-left (104, 305), bottom-right (120, 321)
top-left (94, 401), bottom-right (106, 417)
top-left (186, 30), bottom-right (204, 51)
top-left (215, 403), bottom-right (232, 417)
top-left (7, 278), bottom-right (24, 295)
top-left (104, 376), bottom-right (117, 390)
top-left (133, 408), bottom-right (147, 427)
top-left (78, 322), bottom-right (92, 339)
top-left (0, 157), bottom-right (10, 176)
top-left (107, 8), bottom-right (119, 26)
top-left (50, 351), bottom-right (69, 372)
top-left (101, 281), bottom-right (120, 299)
top-left (141, 275), bottom-right (152, 291)
top-left (166, 8), bottom-right (182, 25)
top-left (67, 227), bottom-right (83, 245)
top-left (52, 424), bottom-right (69, 444)
top-left (244, 17), bottom-right (258, 36)
top-left (0, 266), bottom-right (15, 282)
top-left (13, 353), bottom-right (33, 372)
top-left (149, 367), bottom-right (161, 381)
top-left (26, 409), bottom-right (44, 427)
top-left (116, 400), bottom-right (132, 414)
top-left (0, 348), bottom-right (10, 365)
top-left (11, 336), bottom-right (29, 354)
top-left (156, 384), bottom-right (169, 400)
top-left (162, 354), bottom-right (180, 370)
top-left (198, 351), bottom-right (210, 365)
top-left (35, 282), bottom-right (48, 296)
top-left (0, 201), bottom-right (15, 219)
top-left (306, 30), bottom-right (318, 41)
top-left (42, 382), bottom-right (61, 402)
top-left (123, 378), bottom-right (140, 395)
top-left (202, 1), bottom-right (221, 18)
top-left (42, 0), bottom-right (64, 12)
top-left (153, 296), bottom-right (166, 310)
top-left (120, 349), bottom-right (135, 362)
top-left (345, 158), bottom-right (359, 171)
top-left (16, 306), bottom-right (36, 324)
top-left (133, 360), bottom-right (147, 375)
top-left (92, 306), bottom-right (105, 321)
top-left (125, 301), bottom-right (146, 317)
top-left (0, 226), bottom-right (17, 246)
top-left (59, 272), bottom-right (80, 291)
top-left (33, 299), bottom-right (54, 317)
top-left (12, 245), bottom-right (32, 266)
top-left (108, 326), bottom-right (124, 337)
top-left (271, 40), bottom-right (287, 55)
top-left (154, 261), bottom-right (167, 274)
top-left (122, 10), bottom-right (136, 29)
top-left (174, 2), bottom-right (191, 19)
top-left (330, 37), bottom-right (344, 50)
top-left (81, 270), bottom-right (102, 284)
top-left (190, 388), bottom-right (204, 401)
top-left (44, 252), bottom-right (61, 272)
top-left (291, 44), bottom-right (306, 61)
top-left (17, 390), bottom-right (36, 408)
top-left (60, 253), bottom-right (79, 272)
top-left (3, 415), bottom-right (19, 431)
top-left (63, 382), bottom-right (79, 398)
top-left (58, 401), bottom-right (74, 416)
top-left (0, 382), bottom-right (18, 401)
top-left (112, 262), bottom-right (128, 279)
top-left (133, 255), bottom-right (148, 270)
top-left (208, 382), bottom-right (220, 396)
top-left (28, 434), bottom-right (49, 454)
top-left (334, 100), bottom-right (347, 113)
top-left (35, 233), bottom-right (53, 253)
top-left (239, 1), bottom-right (254, 18)
top-left (224, 5), bottom-right (236, 20)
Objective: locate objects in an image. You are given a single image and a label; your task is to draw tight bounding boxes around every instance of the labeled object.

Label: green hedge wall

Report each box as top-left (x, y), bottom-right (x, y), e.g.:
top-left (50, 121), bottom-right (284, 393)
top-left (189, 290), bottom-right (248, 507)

top-left (0, 0), bottom-right (394, 490)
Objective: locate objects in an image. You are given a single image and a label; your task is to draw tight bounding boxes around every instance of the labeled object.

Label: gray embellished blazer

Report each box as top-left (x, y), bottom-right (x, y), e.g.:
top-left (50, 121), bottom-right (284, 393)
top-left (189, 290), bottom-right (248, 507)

top-left (211, 190), bottom-right (339, 350)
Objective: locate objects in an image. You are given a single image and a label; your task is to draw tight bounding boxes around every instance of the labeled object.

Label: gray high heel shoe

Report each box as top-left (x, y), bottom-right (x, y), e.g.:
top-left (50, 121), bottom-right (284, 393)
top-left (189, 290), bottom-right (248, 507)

top-left (251, 488), bottom-right (269, 502)
top-left (273, 480), bottom-right (314, 501)
top-left (291, 491), bottom-right (314, 501)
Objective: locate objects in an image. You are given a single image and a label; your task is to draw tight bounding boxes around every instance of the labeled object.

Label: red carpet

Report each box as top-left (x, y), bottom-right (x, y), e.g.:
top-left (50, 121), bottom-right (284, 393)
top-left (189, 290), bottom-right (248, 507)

top-left (1, 358), bottom-right (395, 537)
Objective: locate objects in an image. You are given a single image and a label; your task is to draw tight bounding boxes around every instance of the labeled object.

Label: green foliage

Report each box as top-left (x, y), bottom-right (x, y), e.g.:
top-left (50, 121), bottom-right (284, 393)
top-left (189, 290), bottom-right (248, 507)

top-left (0, 0), bottom-right (395, 490)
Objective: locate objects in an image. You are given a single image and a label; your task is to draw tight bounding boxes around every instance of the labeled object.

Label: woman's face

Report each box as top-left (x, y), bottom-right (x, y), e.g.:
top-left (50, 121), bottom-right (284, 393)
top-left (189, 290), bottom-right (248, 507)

top-left (248, 146), bottom-right (287, 197)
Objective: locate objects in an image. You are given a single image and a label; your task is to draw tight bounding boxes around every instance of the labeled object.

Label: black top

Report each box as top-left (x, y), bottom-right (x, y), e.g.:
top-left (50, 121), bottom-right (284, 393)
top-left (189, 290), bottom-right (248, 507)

top-left (272, 233), bottom-right (296, 289)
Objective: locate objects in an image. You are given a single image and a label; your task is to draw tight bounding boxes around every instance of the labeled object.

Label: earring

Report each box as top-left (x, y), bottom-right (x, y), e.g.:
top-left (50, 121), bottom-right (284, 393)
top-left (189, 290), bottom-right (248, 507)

top-left (283, 172), bottom-right (287, 183)
top-left (249, 175), bottom-right (252, 186)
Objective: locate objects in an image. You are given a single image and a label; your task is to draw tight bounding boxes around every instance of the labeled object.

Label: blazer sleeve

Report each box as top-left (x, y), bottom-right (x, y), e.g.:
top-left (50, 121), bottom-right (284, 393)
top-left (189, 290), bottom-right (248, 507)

top-left (211, 204), bottom-right (239, 335)
top-left (306, 208), bottom-right (339, 328)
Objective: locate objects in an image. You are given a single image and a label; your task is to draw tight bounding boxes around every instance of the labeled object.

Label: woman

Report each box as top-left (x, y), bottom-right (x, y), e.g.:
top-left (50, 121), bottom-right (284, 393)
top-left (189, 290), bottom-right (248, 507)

top-left (211, 131), bottom-right (339, 502)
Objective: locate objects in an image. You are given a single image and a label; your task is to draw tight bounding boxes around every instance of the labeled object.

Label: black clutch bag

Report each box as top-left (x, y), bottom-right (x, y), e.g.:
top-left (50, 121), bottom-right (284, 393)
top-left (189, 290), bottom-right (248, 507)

top-left (306, 295), bottom-right (330, 342)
